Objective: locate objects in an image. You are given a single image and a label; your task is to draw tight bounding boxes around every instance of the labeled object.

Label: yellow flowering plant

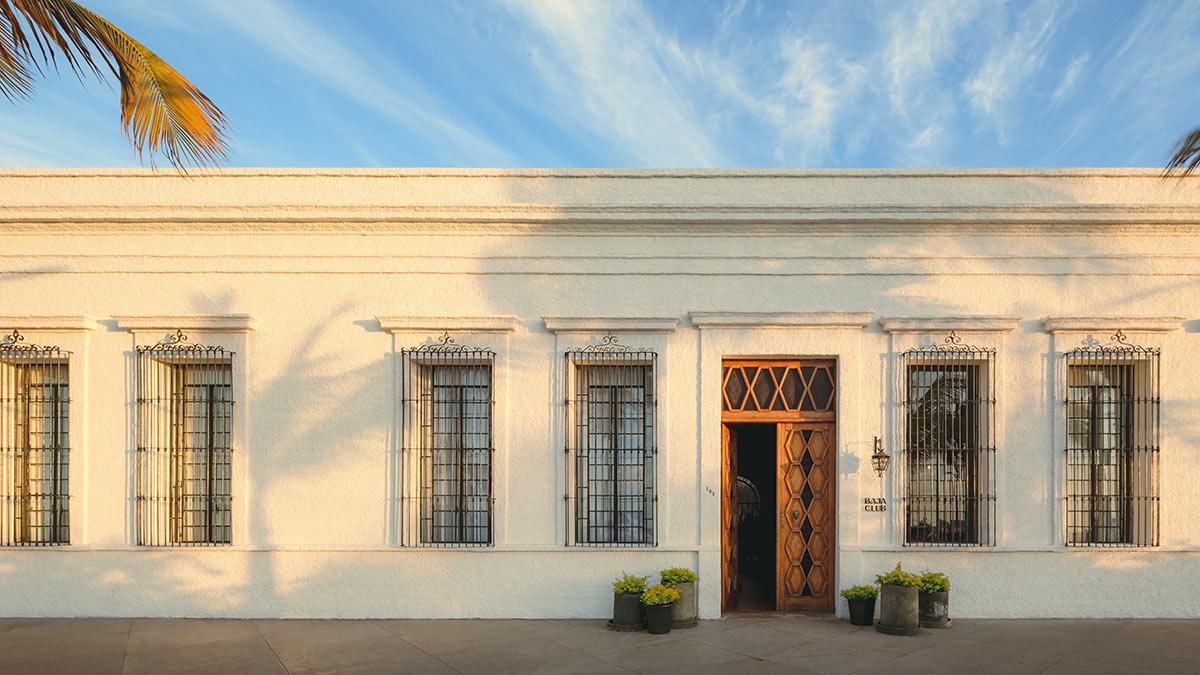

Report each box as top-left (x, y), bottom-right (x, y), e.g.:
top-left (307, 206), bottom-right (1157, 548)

top-left (640, 584), bottom-right (681, 607)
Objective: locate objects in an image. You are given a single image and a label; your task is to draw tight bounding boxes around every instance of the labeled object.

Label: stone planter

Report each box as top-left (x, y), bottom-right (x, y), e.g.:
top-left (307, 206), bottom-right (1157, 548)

top-left (846, 597), bottom-right (876, 626)
top-left (645, 603), bottom-right (674, 634)
top-left (919, 590), bottom-right (951, 628)
top-left (875, 584), bottom-right (919, 635)
top-left (607, 592), bottom-right (645, 632)
top-left (670, 581), bottom-right (698, 628)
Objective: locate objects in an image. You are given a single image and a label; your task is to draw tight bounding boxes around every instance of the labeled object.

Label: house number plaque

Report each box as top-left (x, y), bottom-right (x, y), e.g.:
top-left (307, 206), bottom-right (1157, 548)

top-left (863, 497), bottom-right (887, 512)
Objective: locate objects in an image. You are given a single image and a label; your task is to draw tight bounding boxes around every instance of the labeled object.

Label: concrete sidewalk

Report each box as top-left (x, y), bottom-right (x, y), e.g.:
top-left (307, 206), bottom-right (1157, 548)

top-left (0, 615), bottom-right (1196, 674)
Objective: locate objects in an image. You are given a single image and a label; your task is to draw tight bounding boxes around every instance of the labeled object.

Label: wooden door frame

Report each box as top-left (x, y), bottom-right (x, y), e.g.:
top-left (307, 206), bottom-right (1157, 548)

top-left (720, 358), bottom-right (837, 614)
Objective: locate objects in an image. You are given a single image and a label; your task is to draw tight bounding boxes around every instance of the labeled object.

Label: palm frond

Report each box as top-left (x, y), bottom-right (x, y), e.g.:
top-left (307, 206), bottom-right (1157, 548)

top-left (0, 5), bottom-right (35, 98)
top-left (1, 0), bottom-right (228, 168)
top-left (1165, 128), bottom-right (1200, 178)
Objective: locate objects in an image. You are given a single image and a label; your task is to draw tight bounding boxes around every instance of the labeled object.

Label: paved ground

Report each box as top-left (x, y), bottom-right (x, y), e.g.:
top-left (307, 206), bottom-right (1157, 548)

top-left (0, 615), bottom-right (1197, 674)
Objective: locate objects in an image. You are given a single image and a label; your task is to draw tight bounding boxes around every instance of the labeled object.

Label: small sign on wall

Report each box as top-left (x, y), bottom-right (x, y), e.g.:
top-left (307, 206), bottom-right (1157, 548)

top-left (863, 497), bottom-right (887, 512)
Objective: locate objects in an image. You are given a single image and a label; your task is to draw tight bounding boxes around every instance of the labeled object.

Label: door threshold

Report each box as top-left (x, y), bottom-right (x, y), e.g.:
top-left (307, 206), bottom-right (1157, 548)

top-left (722, 609), bottom-right (834, 618)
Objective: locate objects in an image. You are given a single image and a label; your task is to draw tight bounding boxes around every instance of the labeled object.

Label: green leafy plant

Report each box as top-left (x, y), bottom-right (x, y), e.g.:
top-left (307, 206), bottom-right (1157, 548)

top-left (660, 567), bottom-right (699, 585)
top-left (875, 563), bottom-right (920, 588)
top-left (640, 584), bottom-right (681, 607)
top-left (612, 573), bottom-right (649, 595)
top-left (918, 571), bottom-right (950, 593)
top-left (839, 584), bottom-right (879, 600)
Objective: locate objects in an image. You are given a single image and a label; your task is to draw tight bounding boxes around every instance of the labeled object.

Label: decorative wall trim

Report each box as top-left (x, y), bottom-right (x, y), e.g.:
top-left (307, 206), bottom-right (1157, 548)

top-left (376, 316), bottom-right (519, 333)
top-left (1040, 317), bottom-right (1185, 333)
top-left (113, 315), bottom-right (258, 333)
top-left (689, 311), bottom-right (873, 329)
top-left (0, 315), bottom-right (96, 331)
top-left (880, 317), bottom-right (1020, 333)
top-left (3, 169), bottom-right (1199, 233)
top-left (543, 317), bottom-right (679, 333)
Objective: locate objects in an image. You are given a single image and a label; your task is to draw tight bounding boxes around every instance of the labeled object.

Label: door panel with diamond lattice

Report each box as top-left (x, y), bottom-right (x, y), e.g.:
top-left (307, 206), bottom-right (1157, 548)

top-left (776, 423), bottom-right (835, 611)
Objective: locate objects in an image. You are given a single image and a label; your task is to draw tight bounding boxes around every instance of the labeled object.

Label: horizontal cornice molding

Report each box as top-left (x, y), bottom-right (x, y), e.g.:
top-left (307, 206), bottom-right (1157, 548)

top-left (0, 316), bottom-right (96, 331)
top-left (1041, 317), bottom-right (1185, 333)
top-left (113, 315), bottom-right (258, 332)
top-left (3, 169), bottom-right (1200, 232)
top-left (690, 311), bottom-right (874, 329)
top-left (880, 317), bottom-right (1020, 333)
top-left (5, 205), bottom-right (1200, 233)
top-left (543, 317), bottom-right (679, 333)
top-left (376, 316), bottom-right (519, 333)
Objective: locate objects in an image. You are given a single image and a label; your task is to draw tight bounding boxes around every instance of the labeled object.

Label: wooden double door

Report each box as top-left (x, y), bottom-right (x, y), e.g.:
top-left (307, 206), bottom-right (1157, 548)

top-left (721, 359), bottom-right (836, 612)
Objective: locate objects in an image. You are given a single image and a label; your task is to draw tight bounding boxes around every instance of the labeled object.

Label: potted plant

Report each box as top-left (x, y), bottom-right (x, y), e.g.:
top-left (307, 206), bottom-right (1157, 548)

top-left (660, 567), bottom-right (699, 628)
top-left (840, 584), bottom-right (879, 626)
top-left (641, 584), bottom-right (681, 635)
top-left (918, 571), bottom-right (951, 628)
top-left (874, 563), bottom-right (920, 636)
top-left (608, 573), bottom-right (648, 632)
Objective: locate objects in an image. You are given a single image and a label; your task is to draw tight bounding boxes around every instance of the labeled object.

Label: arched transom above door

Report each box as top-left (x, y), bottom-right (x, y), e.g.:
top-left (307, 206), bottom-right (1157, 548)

top-left (722, 360), bottom-right (836, 418)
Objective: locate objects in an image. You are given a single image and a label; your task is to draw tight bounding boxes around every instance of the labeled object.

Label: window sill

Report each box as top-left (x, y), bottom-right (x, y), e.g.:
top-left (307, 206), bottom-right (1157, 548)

top-left (0, 544), bottom-right (716, 553)
top-left (847, 545), bottom-right (1195, 553)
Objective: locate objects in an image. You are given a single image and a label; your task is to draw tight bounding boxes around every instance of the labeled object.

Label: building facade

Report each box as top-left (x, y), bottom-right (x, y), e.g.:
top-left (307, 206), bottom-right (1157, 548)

top-left (0, 168), bottom-right (1197, 619)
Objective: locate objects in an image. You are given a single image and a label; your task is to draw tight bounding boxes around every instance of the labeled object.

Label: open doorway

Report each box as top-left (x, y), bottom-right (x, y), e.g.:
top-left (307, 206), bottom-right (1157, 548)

top-left (721, 359), bottom-right (838, 614)
top-left (732, 424), bottom-right (776, 611)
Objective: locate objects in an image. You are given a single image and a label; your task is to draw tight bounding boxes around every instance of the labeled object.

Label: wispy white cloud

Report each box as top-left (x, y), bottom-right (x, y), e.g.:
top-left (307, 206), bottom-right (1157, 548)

top-left (964, 0), bottom-right (1067, 140)
top-left (770, 40), bottom-right (867, 164)
top-left (1102, 1), bottom-right (1200, 98)
top-left (879, 1), bottom-right (983, 162)
top-left (1051, 51), bottom-right (1089, 106)
top-left (883, 1), bottom-right (981, 118)
top-left (506, 0), bottom-right (726, 165)
top-left (199, 0), bottom-right (514, 165)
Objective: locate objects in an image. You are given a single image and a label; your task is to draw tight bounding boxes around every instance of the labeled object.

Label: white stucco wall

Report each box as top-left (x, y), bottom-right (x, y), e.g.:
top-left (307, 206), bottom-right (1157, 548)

top-left (0, 169), bottom-right (1197, 619)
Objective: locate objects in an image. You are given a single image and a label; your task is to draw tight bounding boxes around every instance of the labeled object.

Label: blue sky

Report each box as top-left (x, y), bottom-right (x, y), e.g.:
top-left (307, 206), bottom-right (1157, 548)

top-left (1, 0), bottom-right (1198, 167)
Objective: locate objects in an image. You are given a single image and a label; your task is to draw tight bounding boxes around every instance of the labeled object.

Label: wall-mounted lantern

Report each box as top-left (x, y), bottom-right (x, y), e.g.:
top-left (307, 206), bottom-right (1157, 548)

top-left (871, 436), bottom-right (890, 477)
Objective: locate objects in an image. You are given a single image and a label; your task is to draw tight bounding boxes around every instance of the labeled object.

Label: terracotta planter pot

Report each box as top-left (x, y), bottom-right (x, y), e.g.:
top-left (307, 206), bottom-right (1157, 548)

top-left (645, 603), bottom-right (674, 634)
top-left (846, 597), bottom-right (876, 626)
top-left (875, 584), bottom-right (919, 636)
top-left (607, 593), bottom-right (645, 632)
top-left (670, 581), bottom-right (698, 628)
top-left (919, 590), bottom-right (951, 628)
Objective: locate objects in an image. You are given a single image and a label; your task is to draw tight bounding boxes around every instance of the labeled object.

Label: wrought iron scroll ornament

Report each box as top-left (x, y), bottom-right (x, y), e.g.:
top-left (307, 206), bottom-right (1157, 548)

top-left (0, 329), bottom-right (61, 353)
top-left (901, 331), bottom-right (996, 356)
top-left (137, 329), bottom-right (225, 354)
top-left (577, 334), bottom-right (651, 354)
top-left (1072, 330), bottom-right (1159, 355)
top-left (409, 331), bottom-right (493, 354)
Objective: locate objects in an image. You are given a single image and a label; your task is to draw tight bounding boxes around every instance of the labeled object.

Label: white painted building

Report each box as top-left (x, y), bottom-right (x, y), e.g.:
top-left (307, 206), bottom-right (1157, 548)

top-left (0, 169), bottom-right (1197, 619)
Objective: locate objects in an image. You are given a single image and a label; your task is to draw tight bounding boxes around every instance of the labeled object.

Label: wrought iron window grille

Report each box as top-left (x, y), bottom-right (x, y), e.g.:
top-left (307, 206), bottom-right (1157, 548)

top-left (135, 330), bottom-right (234, 546)
top-left (1, 330), bottom-right (71, 546)
top-left (1064, 331), bottom-right (1159, 548)
top-left (564, 334), bottom-right (657, 547)
top-left (899, 332), bottom-right (997, 547)
top-left (399, 332), bottom-right (495, 547)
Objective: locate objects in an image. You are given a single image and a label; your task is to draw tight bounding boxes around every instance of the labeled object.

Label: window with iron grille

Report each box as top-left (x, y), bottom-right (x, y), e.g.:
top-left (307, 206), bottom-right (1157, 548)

top-left (400, 333), bottom-right (494, 547)
top-left (136, 331), bottom-right (234, 546)
top-left (900, 332), bottom-right (996, 546)
top-left (565, 335), bottom-right (656, 547)
top-left (1064, 331), bottom-right (1159, 547)
top-left (0, 331), bottom-right (70, 546)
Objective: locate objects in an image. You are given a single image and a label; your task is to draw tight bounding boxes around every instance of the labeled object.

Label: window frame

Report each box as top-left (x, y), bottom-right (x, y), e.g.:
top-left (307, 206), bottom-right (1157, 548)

top-left (1062, 331), bottom-right (1160, 548)
top-left (399, 333), bottom-right (496, 547)
top-left (135, 330), bottom-right (236, 547)
top-left (564, 335), bottom-right (658, 548)
top-left (0, 330), bottom-right (71, 546)
top-left (899, 332), bottom-right (997, 548)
